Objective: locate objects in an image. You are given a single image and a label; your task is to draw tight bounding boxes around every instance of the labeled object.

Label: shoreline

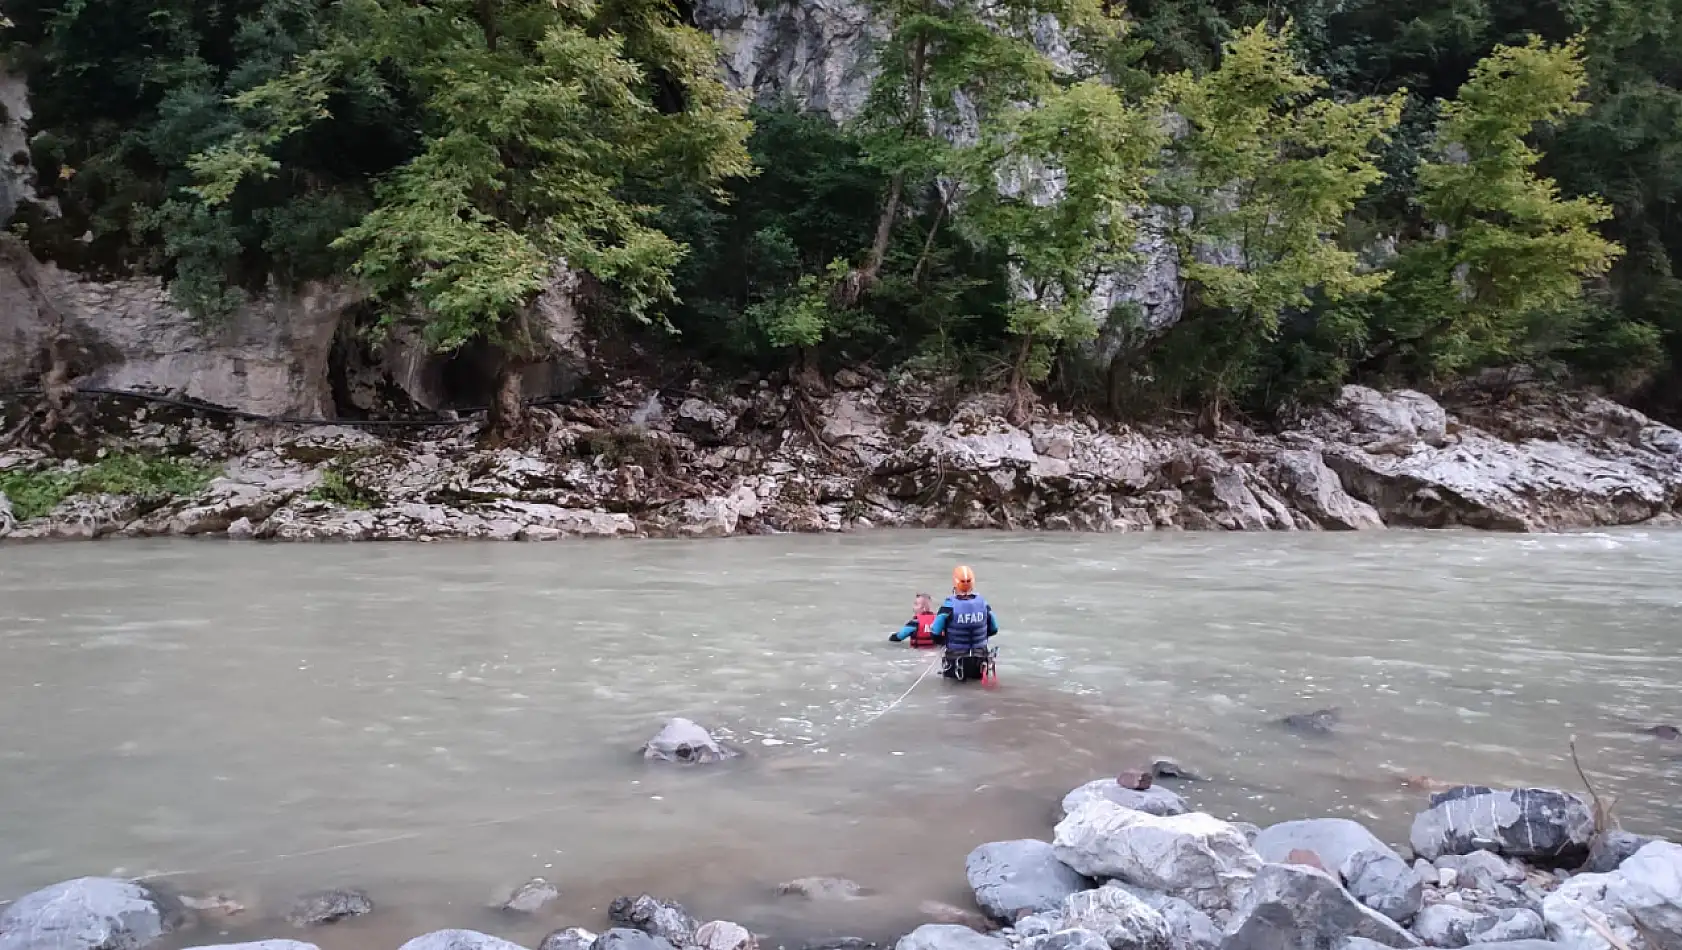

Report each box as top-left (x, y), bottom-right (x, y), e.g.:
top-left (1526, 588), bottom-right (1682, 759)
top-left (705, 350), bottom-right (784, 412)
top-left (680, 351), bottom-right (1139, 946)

top-left (3, 725), bottom-right (1675, 950)
top-left (3, 379), bottom-right (1679, 544)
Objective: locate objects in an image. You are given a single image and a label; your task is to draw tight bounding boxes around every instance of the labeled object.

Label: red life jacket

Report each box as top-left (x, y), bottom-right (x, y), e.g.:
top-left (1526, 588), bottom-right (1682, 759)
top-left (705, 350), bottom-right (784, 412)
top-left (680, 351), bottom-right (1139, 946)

top-left (910, 612), bottom-right (938, 647)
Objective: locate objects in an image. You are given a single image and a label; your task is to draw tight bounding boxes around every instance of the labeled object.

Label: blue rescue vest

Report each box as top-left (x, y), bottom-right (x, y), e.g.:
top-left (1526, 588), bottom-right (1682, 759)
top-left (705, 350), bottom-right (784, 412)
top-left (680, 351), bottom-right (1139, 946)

top-left (944, 594), bottom-right (991, 652)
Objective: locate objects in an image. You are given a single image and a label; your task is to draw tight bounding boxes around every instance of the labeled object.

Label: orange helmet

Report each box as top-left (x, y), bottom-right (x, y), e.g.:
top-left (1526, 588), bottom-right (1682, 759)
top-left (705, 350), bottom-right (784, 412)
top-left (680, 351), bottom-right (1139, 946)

top-left (953, 565), bottom-right (975, 594)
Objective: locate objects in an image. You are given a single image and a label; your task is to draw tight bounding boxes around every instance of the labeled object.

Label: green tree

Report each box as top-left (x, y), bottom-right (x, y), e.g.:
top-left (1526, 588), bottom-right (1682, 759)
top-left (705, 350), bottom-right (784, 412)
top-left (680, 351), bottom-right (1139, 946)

top-left (1374, 36), bottom-right (1624, 377)
top-left (956, 80), bottom-right (1165, 418)
top-left (188, 0), bottom-right (751, 439)
top-left (837, 0), bottom-right (1118, 307)
top-left (1143, 23), bottom-right (1403, 425)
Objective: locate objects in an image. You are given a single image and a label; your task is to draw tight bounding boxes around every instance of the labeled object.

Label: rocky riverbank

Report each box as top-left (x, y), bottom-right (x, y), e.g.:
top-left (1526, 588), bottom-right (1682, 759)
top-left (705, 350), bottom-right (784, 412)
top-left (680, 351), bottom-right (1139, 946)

top-left (2, 377), bottom-right (1680, 542)
top-left (3, 721), bottom-right (1677, 950)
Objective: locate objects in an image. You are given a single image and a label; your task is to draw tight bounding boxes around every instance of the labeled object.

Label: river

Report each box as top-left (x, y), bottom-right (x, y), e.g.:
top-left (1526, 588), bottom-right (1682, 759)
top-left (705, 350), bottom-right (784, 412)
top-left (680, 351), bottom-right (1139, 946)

top-left (2, 531), bottom-right (1679, 948)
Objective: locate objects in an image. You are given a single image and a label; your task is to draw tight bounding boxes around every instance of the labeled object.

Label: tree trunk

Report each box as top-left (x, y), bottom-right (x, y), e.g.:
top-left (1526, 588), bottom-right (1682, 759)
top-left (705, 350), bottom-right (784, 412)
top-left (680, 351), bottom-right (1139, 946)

top-left (487, 359), bottom-right (528, 446)
top-left (838, 27), bottom-right (929, 306)
top-left (1007, 331), bottom-right (1035, 426)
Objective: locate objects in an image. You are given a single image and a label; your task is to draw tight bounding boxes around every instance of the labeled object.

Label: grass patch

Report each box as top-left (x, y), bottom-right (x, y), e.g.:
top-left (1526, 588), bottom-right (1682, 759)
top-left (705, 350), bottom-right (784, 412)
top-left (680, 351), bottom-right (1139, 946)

top-left (0, 454), bottom-right (217, 521)
top-left (308, 459), bottom-right (381, 509)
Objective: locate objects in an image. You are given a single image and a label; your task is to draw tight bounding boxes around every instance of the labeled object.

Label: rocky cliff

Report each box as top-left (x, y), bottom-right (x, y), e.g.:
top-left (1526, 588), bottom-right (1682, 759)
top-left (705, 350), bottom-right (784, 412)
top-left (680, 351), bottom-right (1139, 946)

top-left (2, 381), bottom-right (1677, 541)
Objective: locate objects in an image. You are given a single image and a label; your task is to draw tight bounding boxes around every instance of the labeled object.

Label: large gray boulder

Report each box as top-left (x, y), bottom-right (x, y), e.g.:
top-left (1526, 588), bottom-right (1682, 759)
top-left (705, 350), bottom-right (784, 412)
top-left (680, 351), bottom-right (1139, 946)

top-left (1020, 931), bottom-right (1110, 950)
top-left (609, 895), bottom-right (699, 946)
top-left (967, 840), bottom-right (1092, 922)
top-left (641, 719), bottom-right (737, 764)
top-left (0, 877), bottom-right (176, 950)
top-left (1412, 906), bottom-right (1542, 947)
top-left (398, 931), bottom-right (532, 950)
top-left (1060, 781), bottom-right (1190, 819)
top-left (1409, 788), bottom-right (1594, 866)
top-left (895, 925), bottom-right (1008, 950)
top-left (1615, 841), bottom-right (1682, 947)
top-left (1413, 905), bottom-right (1485, 948)
top-left (1054, 802), bottom-right (1261, 913)
top-left (1058, 886), bottom-right (1174, 950)
top-left (1583, 832), bottom-right (1662, 874)
top-left (1110, 885), bottom-right (1219, 950)
top-left (1435, 853), bottom-right (1523, 895)
top-left (1254, 819), bottom-right (1422, 923)
top-left (1223, 863), bottom-right (1422, 950)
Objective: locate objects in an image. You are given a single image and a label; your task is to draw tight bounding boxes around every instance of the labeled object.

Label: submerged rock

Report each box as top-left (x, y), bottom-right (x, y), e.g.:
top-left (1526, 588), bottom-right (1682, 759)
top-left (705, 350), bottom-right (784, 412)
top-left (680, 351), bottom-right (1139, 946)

top-left (1059, 780), bottom-right (1189, 819)
top-left (1053, 801), bottom-right (1260, 913)
top-left (539, 929), bottom-right (598, 950)
top-left (779, 878), bottom-right (866, 901)
top-left (398, 931), bottom-right (532, 950)
top-left (1278, 708), bottom-right (1341, 737)
top-left (283, 889), bottom-right (373, 927)
top-left (181, 943), bottom-right (320, 950)
top-left (919, 902), bottom-right (998, 932)
top-left (641, 718), bottom-right (737, 764)
top-left (1409, 788), bottom-right (1594, 866)
top-left (1254, 818), bottom-right (1422, 922)
top-left (608, 895), bottom-right (699, 946)
top-left (0, 877), bottom-right (177, 950)
top-left (967, 840), bottom-right (1092, 922)
top-left (1225, 863), bottom-right (1422, 950)
top-left (503, 878), bottom-right (560, 913)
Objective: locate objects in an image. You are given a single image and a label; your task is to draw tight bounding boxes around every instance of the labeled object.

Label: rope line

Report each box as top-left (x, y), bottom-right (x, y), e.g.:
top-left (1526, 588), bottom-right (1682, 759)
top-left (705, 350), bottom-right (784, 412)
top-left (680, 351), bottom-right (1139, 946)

top-left (0, 655), bottom-right (947, 902)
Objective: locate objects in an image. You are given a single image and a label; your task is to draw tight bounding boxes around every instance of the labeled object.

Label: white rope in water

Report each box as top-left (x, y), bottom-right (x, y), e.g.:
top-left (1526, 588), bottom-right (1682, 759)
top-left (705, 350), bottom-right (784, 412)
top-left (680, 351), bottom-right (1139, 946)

top-left (0, 657), bottom-right (949, 901)
top-left (860, 655), bottom-right (942, 724)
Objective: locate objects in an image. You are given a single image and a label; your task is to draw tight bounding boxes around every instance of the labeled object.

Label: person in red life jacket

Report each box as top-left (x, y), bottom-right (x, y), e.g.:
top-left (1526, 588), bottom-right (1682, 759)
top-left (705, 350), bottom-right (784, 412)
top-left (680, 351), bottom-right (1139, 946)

top-left (888, 593), bottom-right (942, 647)
top-left (932, 565), bottom-right (998, 682)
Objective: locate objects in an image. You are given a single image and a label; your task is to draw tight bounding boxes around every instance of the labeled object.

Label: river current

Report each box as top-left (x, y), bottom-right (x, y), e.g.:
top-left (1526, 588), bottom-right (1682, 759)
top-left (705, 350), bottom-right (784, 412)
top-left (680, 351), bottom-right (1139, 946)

top-left (2, 531), bottom-right (1679, 947)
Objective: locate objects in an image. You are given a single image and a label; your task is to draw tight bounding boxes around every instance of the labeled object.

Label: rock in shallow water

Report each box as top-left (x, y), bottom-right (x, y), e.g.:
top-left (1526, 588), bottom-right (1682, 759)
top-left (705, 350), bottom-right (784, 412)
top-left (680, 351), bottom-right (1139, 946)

top-left (1409, 788), bottom-right (1594, 866)
top-left (539, 929), bottom-right (597, 950)
top-left (284, 889), bottom-right (373, 927)
top-left (779, 878), bottom-right (865, 901)
top-left (399, 931), bottom-right (531, 950)
top-left (592, 931), bottom-right (677, 950)
top-left (967, 840), bottom-right (1091, 922)
top-left (641, 718), bottom-right (737, 764)
top-left (693, 922), bottom-right (756, 950)
top-left (609, 895), bottom-right (699, 946)
top-left (1225, 863), bottom-right (1421, 950)
top-left (1060, 781), bottom-right (1189, 819)
top-left (503, 878), bottom-right (560, 913)
top-left (0, 876), bottom-right (176, 950)
top-left (1254, 818), bottom-right (1422, 923)
top-left (1053, 801), bottom-right (1260, 914)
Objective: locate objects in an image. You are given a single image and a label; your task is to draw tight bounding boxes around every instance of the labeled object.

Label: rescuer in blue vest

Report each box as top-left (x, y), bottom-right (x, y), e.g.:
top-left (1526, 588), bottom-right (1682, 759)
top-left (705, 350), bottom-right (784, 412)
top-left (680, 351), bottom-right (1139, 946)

top-left (931, 565), bottom-right (998, 682)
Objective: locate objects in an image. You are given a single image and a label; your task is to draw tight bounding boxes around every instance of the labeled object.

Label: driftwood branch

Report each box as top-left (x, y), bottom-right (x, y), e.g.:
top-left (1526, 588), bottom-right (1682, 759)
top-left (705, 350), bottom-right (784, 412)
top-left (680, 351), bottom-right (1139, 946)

top-left (1569, 736), bottom-right (1619, 832)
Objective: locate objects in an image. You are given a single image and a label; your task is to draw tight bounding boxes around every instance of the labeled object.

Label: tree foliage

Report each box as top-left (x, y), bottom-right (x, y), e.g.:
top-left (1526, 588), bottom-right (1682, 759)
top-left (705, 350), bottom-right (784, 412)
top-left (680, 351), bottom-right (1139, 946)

top-left (1374, 36), bottom-right (1625, 377)
top-left (5, 0), bottom-right (1677, 428)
